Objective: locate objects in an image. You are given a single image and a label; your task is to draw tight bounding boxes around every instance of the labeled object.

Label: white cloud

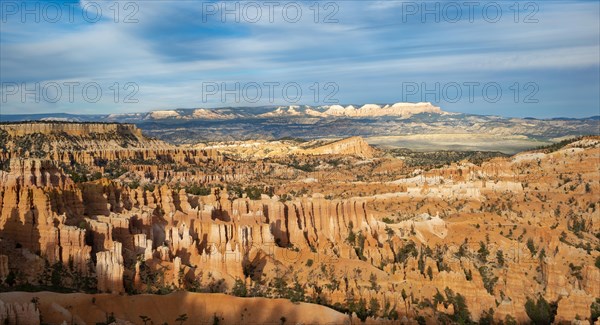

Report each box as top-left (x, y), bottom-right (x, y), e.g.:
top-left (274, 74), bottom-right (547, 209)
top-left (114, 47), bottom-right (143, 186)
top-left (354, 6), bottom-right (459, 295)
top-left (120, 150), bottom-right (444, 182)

top-left (0, 0), bottom-right (598, 114)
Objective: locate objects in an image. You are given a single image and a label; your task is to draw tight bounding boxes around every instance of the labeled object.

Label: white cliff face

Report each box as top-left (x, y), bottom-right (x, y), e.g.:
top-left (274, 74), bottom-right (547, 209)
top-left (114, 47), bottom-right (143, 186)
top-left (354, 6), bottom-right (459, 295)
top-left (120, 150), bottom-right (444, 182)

top-left (323, 105), bottom-right (356, 116)
top-left (148, 110), bottom-right (180, 119)
top-left (324, 102), bottom-right (442, 117)
top-left (305, 108), bottom-right (327, 117)
top-left (286, 106), bottom-right (301, 115)
top-left (259, 106), bottom-right (303, 117)
top-left (191, 109), bottom-right (238, 119)
top-left (192, 109), bottom-right (222, 119)
top-left (259, 102), bottom-right (444, 118)
top-left (360, 104), bottom-right (382, 110)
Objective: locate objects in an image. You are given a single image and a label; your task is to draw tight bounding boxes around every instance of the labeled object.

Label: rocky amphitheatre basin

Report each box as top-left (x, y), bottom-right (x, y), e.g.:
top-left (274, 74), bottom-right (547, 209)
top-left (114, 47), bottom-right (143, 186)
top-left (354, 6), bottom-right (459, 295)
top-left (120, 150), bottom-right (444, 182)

top-left (0, 123), bottom-right (598, 324)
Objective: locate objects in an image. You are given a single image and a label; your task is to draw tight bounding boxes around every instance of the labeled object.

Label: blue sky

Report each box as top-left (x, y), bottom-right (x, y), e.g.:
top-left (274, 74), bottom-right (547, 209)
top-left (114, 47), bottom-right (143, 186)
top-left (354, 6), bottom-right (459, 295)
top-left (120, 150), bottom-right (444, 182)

top-left (0, 0), bottom-right (599, 118)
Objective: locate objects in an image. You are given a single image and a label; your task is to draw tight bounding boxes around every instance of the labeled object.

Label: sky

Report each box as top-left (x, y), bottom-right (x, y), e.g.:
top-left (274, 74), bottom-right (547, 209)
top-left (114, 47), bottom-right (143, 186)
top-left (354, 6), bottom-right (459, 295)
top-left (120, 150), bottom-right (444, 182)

top-left (0, 0), bottom-right (599, 118)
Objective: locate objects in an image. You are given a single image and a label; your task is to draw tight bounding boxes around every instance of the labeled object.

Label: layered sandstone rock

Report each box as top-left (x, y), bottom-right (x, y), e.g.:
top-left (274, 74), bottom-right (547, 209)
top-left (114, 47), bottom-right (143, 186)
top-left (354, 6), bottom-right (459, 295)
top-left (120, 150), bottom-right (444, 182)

top-left (0, 183), bottom-right (61, 260)
top-left (58, 226), bottom-right (91, 274)
top-left (1, 159), bottom-right (69, 188)
top-left (304, 136), bottom-right (376, 158)
top-left (0, 300), bottom-right (40, 325)
top-left (133, 234), bottom-right (153, 261)
top-left (96, 242), bottom-right (125, 294)
top-left (555, 290), bottom-right (596, 323)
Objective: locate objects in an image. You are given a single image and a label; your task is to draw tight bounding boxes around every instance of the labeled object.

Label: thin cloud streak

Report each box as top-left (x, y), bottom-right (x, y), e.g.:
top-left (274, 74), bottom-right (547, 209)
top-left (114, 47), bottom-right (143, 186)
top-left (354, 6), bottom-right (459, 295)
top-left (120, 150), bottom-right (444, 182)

top-left (0, 0), bottom-right (598, 116)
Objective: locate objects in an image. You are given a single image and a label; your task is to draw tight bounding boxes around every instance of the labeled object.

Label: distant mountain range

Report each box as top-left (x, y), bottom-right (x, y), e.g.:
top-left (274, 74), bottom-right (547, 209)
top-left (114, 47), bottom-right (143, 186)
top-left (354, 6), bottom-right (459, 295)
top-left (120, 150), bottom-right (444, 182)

top-left (0, 102), bottom-right (448, 122)
top-left (1, 102), bottom-right (597, 122)
top-left (257, 102), bottom-right (445, 118)
top-left (1, 103), bottom-right (598, 153)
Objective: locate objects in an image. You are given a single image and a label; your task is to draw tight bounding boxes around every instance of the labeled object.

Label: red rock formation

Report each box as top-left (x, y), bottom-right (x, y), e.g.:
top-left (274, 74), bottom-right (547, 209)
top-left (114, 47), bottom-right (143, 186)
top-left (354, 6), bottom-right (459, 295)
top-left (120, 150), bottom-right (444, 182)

top-left (1, 125), bottom-right (598, 324)
top-left (305, 136), bottom-right (376, 158)
top-left (58, 225), bottom-right (91, 274)
top-left (96, 242), bottom-right (125, 294)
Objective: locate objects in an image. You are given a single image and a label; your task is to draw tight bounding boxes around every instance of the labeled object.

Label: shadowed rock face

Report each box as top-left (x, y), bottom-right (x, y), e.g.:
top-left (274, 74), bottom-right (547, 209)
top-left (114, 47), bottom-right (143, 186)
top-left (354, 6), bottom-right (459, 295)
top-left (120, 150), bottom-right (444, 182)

top-left (0, 123), bottom-right (599, 324)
